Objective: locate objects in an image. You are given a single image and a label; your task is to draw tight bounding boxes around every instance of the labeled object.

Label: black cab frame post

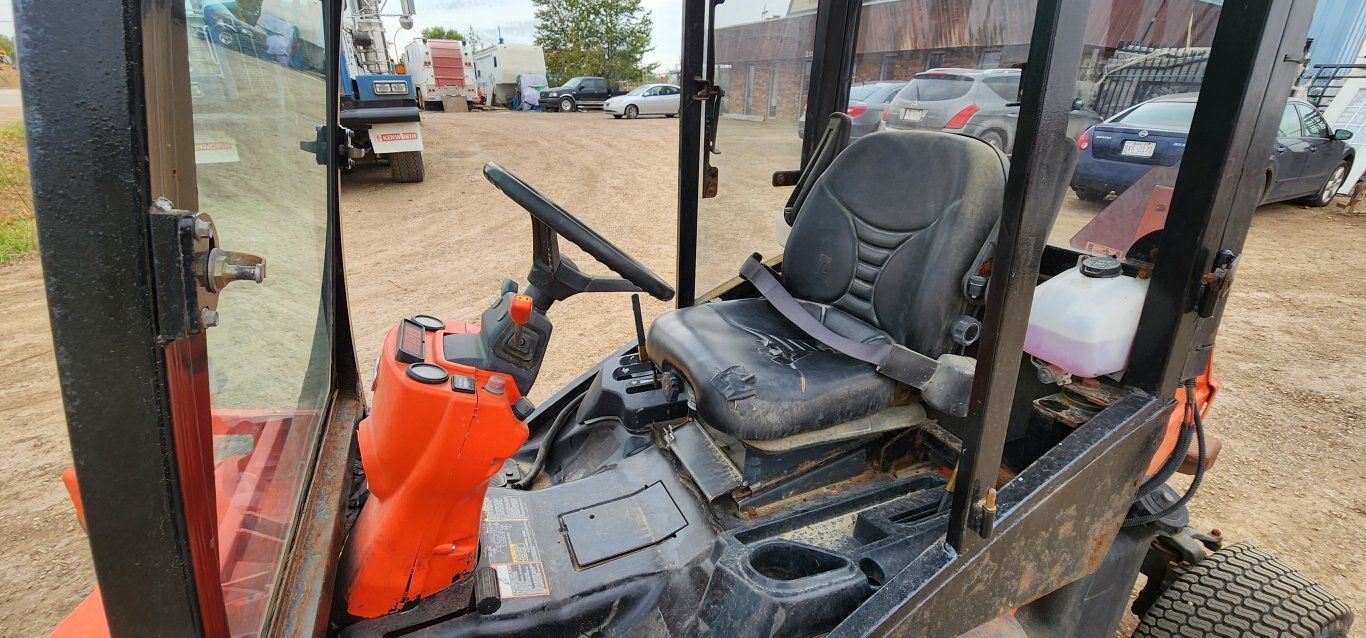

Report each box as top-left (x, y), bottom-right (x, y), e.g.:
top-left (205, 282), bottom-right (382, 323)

top-left (21, 0), bottom-right (360, 634)
top-left (18, 0), bottom-right (208, 633)
top-left (946, 0), bottom-right (1093, 553)
top-left (800, 0), bottom-right (862, 162)
top-left (1126, 0), bottom-right (1316, 394)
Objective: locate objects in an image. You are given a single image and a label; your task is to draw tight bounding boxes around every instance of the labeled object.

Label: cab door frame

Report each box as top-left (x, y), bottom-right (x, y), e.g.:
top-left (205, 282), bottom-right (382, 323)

top-left (19, 0), bottom-right (361, 634)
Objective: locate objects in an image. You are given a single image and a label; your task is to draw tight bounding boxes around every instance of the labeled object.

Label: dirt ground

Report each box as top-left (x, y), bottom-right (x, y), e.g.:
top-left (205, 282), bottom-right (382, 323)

top-left (1, 108), bottom-right (1363, 636)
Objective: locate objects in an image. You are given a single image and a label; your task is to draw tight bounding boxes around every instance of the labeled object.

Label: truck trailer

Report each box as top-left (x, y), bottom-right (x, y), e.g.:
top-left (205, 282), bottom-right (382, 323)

top-left (473, 43), bottom-right (548, 108)
top-left (404, 38), bottom-right (476, 110)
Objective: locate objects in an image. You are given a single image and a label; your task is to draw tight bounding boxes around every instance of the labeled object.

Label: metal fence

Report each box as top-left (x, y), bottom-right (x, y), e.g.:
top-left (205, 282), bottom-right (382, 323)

top-left (1090, 47), bottom-right (1209, 119)
top-left (1303, 64), bottom-right (1366, 109)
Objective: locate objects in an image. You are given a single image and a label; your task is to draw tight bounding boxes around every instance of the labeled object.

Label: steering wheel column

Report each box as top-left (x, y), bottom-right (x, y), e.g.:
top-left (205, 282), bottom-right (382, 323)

top-left (484, 162), bottom-right (675, 312)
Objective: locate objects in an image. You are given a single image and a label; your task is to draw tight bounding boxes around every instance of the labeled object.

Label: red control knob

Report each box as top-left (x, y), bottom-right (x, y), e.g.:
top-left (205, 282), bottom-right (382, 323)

top-left (510, 294), bottom-right (534, 347)
top-left (510, 294), bottom-right (533, 326)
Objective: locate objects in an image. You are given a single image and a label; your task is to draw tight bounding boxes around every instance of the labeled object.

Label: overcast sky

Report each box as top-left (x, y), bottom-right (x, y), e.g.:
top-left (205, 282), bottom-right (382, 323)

top-left (386, 0), bottom-right (784, 70)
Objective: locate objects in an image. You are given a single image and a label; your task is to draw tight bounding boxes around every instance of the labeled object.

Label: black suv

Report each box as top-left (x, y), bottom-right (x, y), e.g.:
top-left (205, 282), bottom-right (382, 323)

top-left (541, 77), bottom-right (620, 112)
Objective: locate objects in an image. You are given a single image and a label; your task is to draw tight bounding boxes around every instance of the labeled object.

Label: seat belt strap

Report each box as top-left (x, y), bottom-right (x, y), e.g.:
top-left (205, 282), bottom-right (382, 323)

top-left (738, 255), bottom-right (940, 389)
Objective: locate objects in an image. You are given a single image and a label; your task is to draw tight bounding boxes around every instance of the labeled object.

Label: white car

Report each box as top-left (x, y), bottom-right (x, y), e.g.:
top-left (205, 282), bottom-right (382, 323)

top-left (604, 83), bottom-right (681, 119)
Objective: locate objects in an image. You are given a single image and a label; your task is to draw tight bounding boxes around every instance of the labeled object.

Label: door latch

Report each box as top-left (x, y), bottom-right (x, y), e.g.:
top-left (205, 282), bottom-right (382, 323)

top-left (1195, 249), bottom-right (1237, 318)
top-left (148, 199), bottom-right (266, 339)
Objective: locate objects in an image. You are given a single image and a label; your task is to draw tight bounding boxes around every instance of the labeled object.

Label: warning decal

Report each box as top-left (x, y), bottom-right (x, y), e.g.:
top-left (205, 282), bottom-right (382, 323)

top-left (493, 562), bottom-right (550, 598)
top-left (481, 494), bottom-right (550, 598)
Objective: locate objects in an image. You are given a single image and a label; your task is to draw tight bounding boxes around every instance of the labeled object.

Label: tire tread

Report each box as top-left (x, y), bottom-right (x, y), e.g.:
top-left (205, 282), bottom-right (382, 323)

top-left (1135, 544), bottom-right (1352, 638)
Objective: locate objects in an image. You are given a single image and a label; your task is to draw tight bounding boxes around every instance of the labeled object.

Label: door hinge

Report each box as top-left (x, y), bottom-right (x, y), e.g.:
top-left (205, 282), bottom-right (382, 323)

top-left (148, 198), bottom-right (266, 340)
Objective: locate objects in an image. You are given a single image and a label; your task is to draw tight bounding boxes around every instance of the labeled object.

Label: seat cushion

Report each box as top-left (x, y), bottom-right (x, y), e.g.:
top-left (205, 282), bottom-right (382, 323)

top-left (647, 298), bottom-right (897, 440)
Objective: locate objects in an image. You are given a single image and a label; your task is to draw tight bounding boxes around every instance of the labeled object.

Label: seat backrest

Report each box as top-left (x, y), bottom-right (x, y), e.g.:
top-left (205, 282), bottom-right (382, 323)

top-left (781, 130), bottom-right (1008, 357)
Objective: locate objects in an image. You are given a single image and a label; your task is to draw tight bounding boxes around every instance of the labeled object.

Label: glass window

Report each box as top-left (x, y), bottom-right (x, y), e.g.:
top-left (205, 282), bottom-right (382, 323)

top-left (899, 74), bottom-right (975, 101)
top-left (848, 84), bottom-right (881, 101)
top-left (1113, 101), bottom-right (1198, 131)
top-left (1299, 104), bottom-right (1330, 137)
top-left (1277, 104), bottom-right (1303, 137)
top-left (697, 1), bottom-right (818, 294)
top-left (983, 76), bottom-right (1021, 101)
top-left (185, 0), bottom-right (331, 634)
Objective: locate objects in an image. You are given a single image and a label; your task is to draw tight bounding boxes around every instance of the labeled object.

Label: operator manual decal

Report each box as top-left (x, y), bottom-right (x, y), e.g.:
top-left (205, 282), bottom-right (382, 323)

top-left (482, 494), bottom-right (550, 598)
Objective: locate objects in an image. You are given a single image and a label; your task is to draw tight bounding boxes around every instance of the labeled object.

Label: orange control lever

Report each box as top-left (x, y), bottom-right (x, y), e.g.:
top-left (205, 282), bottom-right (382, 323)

top-left (510, 294), bottom-right (533, 345)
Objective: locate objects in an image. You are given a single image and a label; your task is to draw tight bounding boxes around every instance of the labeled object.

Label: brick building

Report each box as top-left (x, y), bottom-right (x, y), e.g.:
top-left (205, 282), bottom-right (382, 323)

top-left (714, 0), bottom-right (1223, 120)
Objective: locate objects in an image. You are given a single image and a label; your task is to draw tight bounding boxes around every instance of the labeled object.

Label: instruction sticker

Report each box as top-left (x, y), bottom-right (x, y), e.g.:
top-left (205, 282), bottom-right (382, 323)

top-left (482, 493), bottom-right (550, 599)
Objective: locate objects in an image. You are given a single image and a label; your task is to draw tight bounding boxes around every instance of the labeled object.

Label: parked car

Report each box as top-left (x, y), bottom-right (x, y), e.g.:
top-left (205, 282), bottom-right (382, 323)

top-left (540, 76), bottom-right (623, 112)
top-left (797, 81), bottom-right (906, 140)
top-left (1070, 94), bottom-right (1355, 206)
top-left (604, 84), bottom-right (681, 119)
top-left (881, 68), bottom-right (1099, 152)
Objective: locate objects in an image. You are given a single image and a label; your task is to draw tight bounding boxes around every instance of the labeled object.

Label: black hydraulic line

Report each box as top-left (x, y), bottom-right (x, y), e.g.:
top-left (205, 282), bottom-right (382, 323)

top-left (1124, 382), bottom-right (1207, 527)
top-left (1132, 394), bottom-right (1195, 501)
top-left (512, 394), bottom-right (585, 490)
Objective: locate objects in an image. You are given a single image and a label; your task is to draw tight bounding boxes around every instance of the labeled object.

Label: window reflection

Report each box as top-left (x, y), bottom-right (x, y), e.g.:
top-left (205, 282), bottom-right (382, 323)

top-left (184, 0), bottom-right (331, 634)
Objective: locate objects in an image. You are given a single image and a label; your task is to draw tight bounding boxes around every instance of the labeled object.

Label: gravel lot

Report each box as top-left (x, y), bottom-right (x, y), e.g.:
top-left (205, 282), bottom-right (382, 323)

top-left (1, 108), bottom-right (1362, 635)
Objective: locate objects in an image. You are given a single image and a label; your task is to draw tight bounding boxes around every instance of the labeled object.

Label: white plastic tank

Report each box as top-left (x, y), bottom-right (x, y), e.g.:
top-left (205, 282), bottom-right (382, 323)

top-left (1023, 255), bottom-right (1150, 379)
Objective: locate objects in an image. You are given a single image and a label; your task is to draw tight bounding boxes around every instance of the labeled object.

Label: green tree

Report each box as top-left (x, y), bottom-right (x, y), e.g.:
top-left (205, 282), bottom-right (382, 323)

top-left (421, 26), bottom-right (465, 41)
top-left (533, 0), bottom-right (655, 86)
top-left (0, 35), bottom-right (15, 63)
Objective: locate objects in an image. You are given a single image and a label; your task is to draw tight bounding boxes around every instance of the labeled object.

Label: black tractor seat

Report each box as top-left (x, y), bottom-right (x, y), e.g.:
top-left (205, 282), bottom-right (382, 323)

top-left (648, 130), bottom-right (1013, 441)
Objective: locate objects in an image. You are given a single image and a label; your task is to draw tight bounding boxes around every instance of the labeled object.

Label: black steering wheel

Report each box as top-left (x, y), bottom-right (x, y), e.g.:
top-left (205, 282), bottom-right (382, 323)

top-left (483, 162), bottom-right (675, 305)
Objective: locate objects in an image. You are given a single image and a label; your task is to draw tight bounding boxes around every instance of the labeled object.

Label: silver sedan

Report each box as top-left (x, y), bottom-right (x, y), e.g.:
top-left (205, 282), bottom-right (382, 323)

top-left (604, 84), bottom-right (681, 119)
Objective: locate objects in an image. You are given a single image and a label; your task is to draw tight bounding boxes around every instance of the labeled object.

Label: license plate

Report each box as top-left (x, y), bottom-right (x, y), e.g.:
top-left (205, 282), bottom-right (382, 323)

top-left (902, 108), bottom-right (927, 122)
top-left (1121, 140), bottom-right (1157, 157)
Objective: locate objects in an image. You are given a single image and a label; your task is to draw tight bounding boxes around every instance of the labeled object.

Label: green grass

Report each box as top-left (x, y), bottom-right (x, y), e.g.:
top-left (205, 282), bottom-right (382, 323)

top-left (0, 120), bottom-right (34, 264)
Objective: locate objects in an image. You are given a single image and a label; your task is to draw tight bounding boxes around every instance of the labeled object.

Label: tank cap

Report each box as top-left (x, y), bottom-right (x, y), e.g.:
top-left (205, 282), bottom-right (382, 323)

top-left (1080, 255), bottom-right (1123, 278)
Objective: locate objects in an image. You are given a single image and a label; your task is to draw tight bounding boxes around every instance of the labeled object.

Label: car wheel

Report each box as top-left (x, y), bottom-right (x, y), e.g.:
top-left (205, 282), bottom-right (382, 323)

top-left (560, 97), bottom-right (575, 113)
top-left (981, 130), bottom-right (1007, 152)
top-left (215, 27), bottom-right (237, 48)
top-left (1073, 187), bottom-right (1105, 203)
top-left (625, 105), bottom-right (639, 119)
top-left (1306, 161), bottom-right (1348, 207)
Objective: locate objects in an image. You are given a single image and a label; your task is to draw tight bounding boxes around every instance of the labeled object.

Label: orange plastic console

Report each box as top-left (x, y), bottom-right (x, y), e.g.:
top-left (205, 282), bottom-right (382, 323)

top-left (340, 317), bottom-right (530, 618)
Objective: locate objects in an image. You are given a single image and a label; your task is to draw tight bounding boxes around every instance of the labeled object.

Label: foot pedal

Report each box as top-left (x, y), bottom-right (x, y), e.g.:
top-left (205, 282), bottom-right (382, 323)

top-left (473, 566), bottom-right (501, 615)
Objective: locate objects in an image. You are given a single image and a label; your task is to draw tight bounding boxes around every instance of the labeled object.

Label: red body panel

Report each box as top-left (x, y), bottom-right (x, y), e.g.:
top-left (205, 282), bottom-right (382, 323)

top-left (429, 40), bottom-right (467, 88)
top-left (339, 320), bottom-right (529, 618)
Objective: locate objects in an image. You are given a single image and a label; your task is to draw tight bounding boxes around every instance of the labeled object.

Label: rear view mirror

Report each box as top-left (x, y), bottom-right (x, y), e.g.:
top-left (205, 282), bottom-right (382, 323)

top-left (1334, 129), bottom-right (1353, 141)
top-left (1072, 97), bottom-right (1086, 111)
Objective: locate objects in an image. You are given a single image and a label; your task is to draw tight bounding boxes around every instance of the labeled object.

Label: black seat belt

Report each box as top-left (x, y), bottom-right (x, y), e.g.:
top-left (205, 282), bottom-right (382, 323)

top-left (738, 254), bottom-right (976, 417)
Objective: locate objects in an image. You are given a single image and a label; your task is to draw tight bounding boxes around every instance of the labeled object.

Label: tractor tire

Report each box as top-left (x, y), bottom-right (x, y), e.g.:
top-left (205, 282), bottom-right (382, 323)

top-left (1134, 544), bottom-right (1353, 638)
top-left (389, 151), bottom-right (425, 183)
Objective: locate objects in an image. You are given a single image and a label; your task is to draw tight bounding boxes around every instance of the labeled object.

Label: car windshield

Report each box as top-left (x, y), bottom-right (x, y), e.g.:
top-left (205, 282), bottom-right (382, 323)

top-left (848, 84), bottom-right (881, 101)
top-left (566, 76), bottom-right (589, 87)
top-left (1113, 101), bottom-right (1198, 131)
top-left (899, 74), bottom-right (974, 101)
top-left (627, 85), bottom-right (652, 96)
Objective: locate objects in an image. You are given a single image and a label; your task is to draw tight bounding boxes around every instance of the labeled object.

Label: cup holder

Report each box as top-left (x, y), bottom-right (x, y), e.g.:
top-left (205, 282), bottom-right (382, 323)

top-left (747, 541), bottom-right (851, 582)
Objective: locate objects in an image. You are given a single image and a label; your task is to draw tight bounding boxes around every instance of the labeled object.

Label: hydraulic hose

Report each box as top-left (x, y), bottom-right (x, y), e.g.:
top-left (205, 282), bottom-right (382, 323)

top-left (1123, 381), bottom-right (1207, 527)
top-left (1133, 392), bottom-right (1196, 501)
top-left (512, 393), bottom-right (584, 490)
